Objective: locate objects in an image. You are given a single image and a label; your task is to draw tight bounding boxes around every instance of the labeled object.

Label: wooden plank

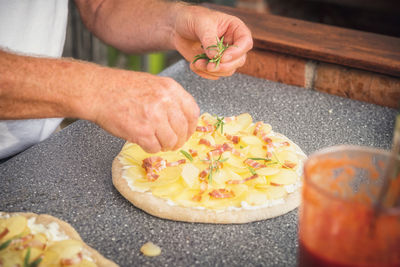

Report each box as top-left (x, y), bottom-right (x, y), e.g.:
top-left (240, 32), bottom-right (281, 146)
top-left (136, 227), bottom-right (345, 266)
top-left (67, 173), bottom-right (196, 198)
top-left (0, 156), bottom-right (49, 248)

top-left (204, 4), bottom-right (400, 77)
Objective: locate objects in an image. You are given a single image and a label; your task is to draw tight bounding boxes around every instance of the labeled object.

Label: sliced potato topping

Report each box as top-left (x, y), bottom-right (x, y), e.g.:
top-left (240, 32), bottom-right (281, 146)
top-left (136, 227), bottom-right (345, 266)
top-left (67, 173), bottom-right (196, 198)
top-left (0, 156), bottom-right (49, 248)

top-left (121, 113), bottom-right (305, 210)
top-left (140, 242), bottom-right (161, 257)
top-left (0, 214), bottom-right (96, 267)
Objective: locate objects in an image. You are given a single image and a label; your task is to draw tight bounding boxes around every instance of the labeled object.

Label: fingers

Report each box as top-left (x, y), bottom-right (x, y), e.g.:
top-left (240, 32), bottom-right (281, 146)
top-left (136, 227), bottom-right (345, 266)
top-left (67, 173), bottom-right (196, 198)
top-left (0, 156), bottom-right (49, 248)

top-left (190, 54), bottom-right (246, 79)
top-left (166, 108), bottom-right (187, 150)
top-left (221, 22), bottom-right (253, 63)
top-left (94, 69), bottom-right (199, 154)
top-left (196, 22), bottom-right (220, 59)
top-left (190, 63), bottom-right (220, 80)
top-left (132, 127), bottom-right (162, 154)
top-left (207, 54), bottom-right (246, 73)
top-left (179, 90), bottom-right (200, 140)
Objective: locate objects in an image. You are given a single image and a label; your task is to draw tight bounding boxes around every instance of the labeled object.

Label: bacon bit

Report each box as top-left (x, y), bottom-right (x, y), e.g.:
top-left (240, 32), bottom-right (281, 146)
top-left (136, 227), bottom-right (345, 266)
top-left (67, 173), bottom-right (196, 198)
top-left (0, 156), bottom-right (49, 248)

top-left (61, 252), bottom-right (83, 265)
top-left (198, 138), bottom-right (213, 147)
top-left (142, 157), bottom-right (161, 169)
top-left (210, 149), bottom-right (223, 157)
top-left (210, 143), bottom-right (232, 156)
top-left (225, 133), bottom-right (240, 144)
top-left (231, 148), bottom-right (245, 158)
top-left (283, 161), bottom-right (297, 169)
top-left (222, 143), bottom-right (232, 152)
top-left (253, 121), bottom-right (263, 135)
top-left (13, 234), bottom-right (35, 250)
top-left (146, 172), bottom-right (158, 181)
top-left (199, 169), bottom-right (209, 179)
top-left (196, 125), bottom-right (214, 132)
top-left (262, 136), bottom-right (272, 144)
top-left (189, 149), bottom-right (198, 157)
top-left (209, 189), bottom-right (235, 199)
top-left (31, 240), bottom-right (46, 250)
top-left (166, 159), bottom-right (186, 167)
top-left (15, 239), bottom-right (46, 251)
top-left (266, 152), bottom-right (273, 158)
top-left (146, 172), bottom-right (159, 181)
top-left (223, 116), bottom-right (236, 123)
top-left (244, 158), bottom-right (266, 169)
top-left (12, 234), bottom-right (34, 248)
top-left (192, 194), bottom-right (202, 202)
top-left (0, 228), bottom-right (9, 239)
top-left (192, 181), bottom-right (208, 201)
top-left (281, 141), bottom-right (290, 146)
top-left (226, 174), bottom-right (259, 184)
top-left (142, 156), bottom-right (167, 181)
top-left (142, 157), bottom-right (165, 172)
top-left (232, 136), bottom-right (240, 144)
top-left (253, 122), bottom-right (274, 146)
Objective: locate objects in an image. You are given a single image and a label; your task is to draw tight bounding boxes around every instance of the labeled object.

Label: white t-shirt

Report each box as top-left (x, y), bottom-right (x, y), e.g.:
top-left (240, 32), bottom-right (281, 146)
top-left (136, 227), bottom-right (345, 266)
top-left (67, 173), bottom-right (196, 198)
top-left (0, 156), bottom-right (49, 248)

top-left (0, 0), bottom-right (69, 159)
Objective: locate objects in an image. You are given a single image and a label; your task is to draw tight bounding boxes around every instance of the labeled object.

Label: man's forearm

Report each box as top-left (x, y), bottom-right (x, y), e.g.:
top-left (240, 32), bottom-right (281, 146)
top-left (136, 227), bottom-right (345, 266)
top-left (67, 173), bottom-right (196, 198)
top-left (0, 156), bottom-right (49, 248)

top-left (75, 0), bottom-right (185, 53)
top-left (0, 49), bottom-right (95, 120)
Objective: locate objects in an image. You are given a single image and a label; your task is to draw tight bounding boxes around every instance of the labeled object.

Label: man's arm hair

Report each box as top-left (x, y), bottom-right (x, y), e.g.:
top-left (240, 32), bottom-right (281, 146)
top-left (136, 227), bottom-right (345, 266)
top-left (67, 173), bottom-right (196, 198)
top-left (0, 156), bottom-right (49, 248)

top-left (75, 0), bottom-right (186, 53)
top-left (0, 49), bottom-right (97, 120)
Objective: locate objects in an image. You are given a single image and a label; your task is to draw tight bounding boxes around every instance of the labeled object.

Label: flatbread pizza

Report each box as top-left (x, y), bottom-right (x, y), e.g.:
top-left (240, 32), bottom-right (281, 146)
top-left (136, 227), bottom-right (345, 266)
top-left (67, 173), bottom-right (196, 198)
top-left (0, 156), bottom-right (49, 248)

top-left (0, 212), bottom-right (118, 267)
top-left (113, 113), bottom-right (307, 224)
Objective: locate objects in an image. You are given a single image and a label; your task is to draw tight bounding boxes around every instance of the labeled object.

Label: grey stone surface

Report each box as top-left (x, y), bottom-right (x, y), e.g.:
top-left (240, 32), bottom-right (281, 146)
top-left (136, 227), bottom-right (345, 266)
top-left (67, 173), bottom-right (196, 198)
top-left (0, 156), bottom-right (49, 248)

top-left (0, 60), bottom-right (397, 267)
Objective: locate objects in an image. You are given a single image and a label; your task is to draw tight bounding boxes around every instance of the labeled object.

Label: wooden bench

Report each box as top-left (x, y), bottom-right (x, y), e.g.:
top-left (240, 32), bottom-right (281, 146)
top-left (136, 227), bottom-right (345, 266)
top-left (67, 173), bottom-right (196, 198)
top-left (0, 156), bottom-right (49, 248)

top-left (204, 4), bottom-right (400, 108)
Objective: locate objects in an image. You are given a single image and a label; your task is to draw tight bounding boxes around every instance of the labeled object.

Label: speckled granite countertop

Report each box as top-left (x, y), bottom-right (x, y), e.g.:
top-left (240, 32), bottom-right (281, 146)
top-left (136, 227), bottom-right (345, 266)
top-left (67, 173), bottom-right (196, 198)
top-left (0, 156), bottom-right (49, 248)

top-left (0, 61), bottom-right (397, 266)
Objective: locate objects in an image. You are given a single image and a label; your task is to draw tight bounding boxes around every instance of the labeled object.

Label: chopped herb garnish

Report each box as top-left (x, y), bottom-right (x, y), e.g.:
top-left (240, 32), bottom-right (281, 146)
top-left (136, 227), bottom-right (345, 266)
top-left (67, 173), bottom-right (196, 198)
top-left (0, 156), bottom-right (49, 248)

top-left (247, 166), bottom-right (257, 175)
top-left (247, 157), bottom-right (279, 166)
top-left (192, 36), bottom-right (236, 68)
top-left (24, 248), bottom-right (31, 267)
top-left (206, 155), bottom-right (229, 183)
top-left (23, 248), bottom-right (42, 267)
top-left (248, 157), bottom-right (272, 162)
top-left (0, 239), bottom-right (11, 251)
top-left (180, 150), bottom-right (193, 162)
top-left (214, 116), bottom-right (225, 134)
top-left (208, 163), bottom-right (214, 183)
top-left (29, 257), bottom-right (43, 267)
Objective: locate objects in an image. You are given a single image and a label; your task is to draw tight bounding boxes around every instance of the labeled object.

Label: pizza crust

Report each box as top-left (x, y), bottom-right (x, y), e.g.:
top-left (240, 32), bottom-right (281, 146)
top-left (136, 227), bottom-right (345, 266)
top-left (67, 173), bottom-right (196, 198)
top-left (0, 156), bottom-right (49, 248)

top-left (2, 212), bottom-right (118, 267)
top-left (112, 156), bottom-right (301, 224)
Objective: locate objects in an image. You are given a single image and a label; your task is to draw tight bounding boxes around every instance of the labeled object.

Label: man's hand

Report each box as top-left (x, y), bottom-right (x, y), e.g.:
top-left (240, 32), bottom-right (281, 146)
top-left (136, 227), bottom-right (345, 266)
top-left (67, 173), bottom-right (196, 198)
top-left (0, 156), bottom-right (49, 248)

top-left (86, 68), bottom-right (200, 153)
top-left (173, 5), bottom-right (253, 80)
top-left (77, 0), bottom-right (252, 80)
top-left (0, 50), bottom-right (199, 154)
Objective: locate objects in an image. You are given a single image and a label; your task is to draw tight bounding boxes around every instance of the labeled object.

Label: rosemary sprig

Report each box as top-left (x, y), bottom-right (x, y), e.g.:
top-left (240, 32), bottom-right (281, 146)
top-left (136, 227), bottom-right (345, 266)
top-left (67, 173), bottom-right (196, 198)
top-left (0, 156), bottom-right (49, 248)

top-left (207, 155), bottom-right (228, 183)
top-left (247, 157), bottom-right (279, 166)
top-left (192, 36), bottom-right (235, 68)
top-left (29, 257), bottom-right (42, 267)
top-left (23, 248), bottom-right (31, 267)
top-left (23, 248), bottom-right (42, 267)
top-left (180, 150), bottom-right (193, 162)
top-left (247, 166), bottom-right (257, 175)
top-left (0, 239), bottom-right (11, 251)
top-left (248, 157), bottom-right (272, 162)
top-left (214, 116), bottom-right (225, 134)
top-left (208, 157), bottom-right (214, 183)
